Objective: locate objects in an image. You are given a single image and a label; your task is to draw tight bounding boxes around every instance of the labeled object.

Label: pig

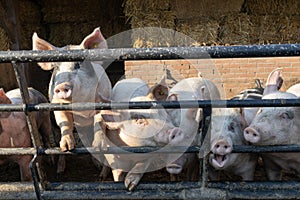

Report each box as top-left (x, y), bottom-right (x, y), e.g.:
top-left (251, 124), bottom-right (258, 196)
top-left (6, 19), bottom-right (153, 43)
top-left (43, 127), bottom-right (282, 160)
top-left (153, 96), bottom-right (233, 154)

top-left (209, 108), bottom-right (258, 181)
top-left (243, 69), bottom-right (300, 180)
top-left (164, 77), bottom-right (220, 179)
top-left (93, 77), bottom-right (184, 191)
top-left (208, 81), bottom-right (265, 181)
top-left (32, 27), bottom-right (112, 152)
top-left (287, 83), bottom-right (300, 97)
top-left (0, 88), bottom-right (52, 181)
top-left (230, 78), bottom-right (264, 127)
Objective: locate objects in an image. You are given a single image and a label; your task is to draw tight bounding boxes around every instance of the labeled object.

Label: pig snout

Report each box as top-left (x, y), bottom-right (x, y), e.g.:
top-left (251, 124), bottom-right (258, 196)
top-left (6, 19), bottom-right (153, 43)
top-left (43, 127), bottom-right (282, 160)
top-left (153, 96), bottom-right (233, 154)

top-left (212, 139), bottom-right (233, 155)
top-left (166, 155), bottom-right (187, 174)
top-left (211, 138), bottom-right (233, 168)
top-left (167, 127), bottom-right (183, 144)
top-left (244, 127), bottom-right (260, 144)
top-left (54, 83), bottom-right (73, 99)
top-left (166, 163), bottom-right (183, 174)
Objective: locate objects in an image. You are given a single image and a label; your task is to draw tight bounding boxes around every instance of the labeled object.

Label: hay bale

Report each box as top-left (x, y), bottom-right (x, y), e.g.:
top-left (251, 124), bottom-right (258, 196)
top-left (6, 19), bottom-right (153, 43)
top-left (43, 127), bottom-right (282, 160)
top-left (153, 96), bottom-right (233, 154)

top-left (251, 15), bottom-right (300, 44)
top-left (283, 15), bottom-right (300, 43)
top-left (124, 0), bottom-right (176, 47)
top-left (18, 0), bottom-right (41, 24)
top-left (171, 0), bottom-right (244, 20)
top-left (41, 0), bottom-right (102, 23)
top-left (129, 11), bottom-right (176, 47)
top-left (218, 13), bottom-right (253, 45)
top-left (0, 27), bottom-right (11, 50)
top-left (175, 17), bottom-right (219, 46)
top-left (124, 0), bottom-right (170, 17)
top-left (243, 0), bottom-right (300, 15)
top-left (48, 22), bottom-right (101, 46)
top-left (131, 25), bottom-right (175, 48)
top-left (14, 0), bottom-right (42, 49)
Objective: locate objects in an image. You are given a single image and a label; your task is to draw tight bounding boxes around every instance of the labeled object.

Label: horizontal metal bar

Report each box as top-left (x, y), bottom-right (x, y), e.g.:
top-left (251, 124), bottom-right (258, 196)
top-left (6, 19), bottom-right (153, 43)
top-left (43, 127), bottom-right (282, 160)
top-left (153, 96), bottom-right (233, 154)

top-left (0, 99), bottom-right (300, 112)
top-left (45, 181), bottom-right (200, 191)
top-left (47, 180), bottom-right (300, 191)
top-left (0, 44), bottom-right (300, 63)
top-left (0, 188), bottom-right (298, 200)
top-left (0, 181), bottom-right (299, 200)
top-left (0, 181), bottom-right (300, 200)
top-left (2, 144), bottom-right (300, 156)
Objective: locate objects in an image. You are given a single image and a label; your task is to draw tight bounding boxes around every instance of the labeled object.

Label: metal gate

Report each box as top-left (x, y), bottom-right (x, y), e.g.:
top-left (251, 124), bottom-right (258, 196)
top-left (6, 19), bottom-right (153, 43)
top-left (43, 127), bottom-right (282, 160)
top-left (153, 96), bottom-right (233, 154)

top-left (0, 44), bottom-right (300, 199)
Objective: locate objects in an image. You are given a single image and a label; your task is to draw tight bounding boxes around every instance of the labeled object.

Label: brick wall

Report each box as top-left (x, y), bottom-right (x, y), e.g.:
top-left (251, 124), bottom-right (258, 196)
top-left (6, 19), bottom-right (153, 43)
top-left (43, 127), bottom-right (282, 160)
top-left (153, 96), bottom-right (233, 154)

top-left (125, 57), bottom-right (300, 99)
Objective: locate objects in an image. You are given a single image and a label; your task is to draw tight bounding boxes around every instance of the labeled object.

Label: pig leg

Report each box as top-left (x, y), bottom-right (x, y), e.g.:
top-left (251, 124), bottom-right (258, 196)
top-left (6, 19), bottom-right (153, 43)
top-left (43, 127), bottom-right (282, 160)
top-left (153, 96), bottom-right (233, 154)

top-left (125, 161), bottom-right (151, 191)
top-left (38, 114), bottom-right (52, 148)
top-left (54, 111), bottom-right (75, 151)
top-left (56, 155), bottom-right (66, 175)
top-left (112, 169), bottom-right (126, 181)
top-left (17, 155), bottom-right (32, 181)
top-left (93, 116), bottom-right (111, 181)
top-left (262, 155), bottom-right (282, 180)
top-left (38, 116), bottom-right (56, 165)
top-left (185, 154), bottom-right (200, 181)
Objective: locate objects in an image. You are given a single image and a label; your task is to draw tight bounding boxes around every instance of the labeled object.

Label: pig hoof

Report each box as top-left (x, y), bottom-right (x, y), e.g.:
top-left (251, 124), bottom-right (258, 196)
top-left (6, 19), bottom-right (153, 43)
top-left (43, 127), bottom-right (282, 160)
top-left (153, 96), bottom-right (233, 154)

top-left (125, 175), bottom-right (139, 191)
top-left (127, 183), bottom-right (136, 191)
top-left (60, 135), bottom-right (75, 152)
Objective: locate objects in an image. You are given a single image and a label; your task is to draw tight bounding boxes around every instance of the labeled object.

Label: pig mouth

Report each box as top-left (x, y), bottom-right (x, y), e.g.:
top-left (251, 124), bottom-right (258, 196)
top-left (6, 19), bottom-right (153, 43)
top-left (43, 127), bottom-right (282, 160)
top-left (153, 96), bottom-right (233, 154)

top-left (166, 164), bottom-right (183, 174)
top-left (212, 154), bottom-right (228, 168)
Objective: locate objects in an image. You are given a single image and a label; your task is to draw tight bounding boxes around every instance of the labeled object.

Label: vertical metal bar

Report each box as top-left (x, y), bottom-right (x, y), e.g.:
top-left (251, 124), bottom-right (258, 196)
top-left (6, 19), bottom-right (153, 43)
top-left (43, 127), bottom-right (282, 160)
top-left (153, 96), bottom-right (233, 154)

top-left (30, 154), bottom-right (42, 200)
top-left (199, 107), bottom-right (212, 188)
top-left (11, 61), bottom-right (42, 148)
top-left (11, 61), bottom-right (45, 198)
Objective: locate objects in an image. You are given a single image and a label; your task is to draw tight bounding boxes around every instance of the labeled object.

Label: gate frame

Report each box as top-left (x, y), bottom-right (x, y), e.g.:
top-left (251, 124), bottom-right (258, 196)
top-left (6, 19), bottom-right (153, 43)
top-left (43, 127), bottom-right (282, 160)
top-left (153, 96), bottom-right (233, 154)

top-left (0, 44), bottom-right (299, 199)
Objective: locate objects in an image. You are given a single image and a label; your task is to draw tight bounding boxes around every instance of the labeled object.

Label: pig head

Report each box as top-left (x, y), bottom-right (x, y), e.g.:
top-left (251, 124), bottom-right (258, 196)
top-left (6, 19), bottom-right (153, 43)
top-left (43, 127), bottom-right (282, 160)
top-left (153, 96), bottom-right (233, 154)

top-left (244, 69), bottom-right (300, 180)
top-left (164, 77), bottom-right (220, 177)
top-left (32, 27), bottom-right (112, 151)
top-left (93, 78), bottom-right (184, 191)
top-left (209, 108), bottom-right (257, 181)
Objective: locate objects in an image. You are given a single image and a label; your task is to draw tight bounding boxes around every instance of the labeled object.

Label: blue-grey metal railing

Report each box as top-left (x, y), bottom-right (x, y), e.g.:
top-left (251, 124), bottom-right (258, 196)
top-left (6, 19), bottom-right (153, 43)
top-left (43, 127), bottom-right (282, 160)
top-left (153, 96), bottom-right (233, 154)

top-left (0, 45), bottom-right (300, 199)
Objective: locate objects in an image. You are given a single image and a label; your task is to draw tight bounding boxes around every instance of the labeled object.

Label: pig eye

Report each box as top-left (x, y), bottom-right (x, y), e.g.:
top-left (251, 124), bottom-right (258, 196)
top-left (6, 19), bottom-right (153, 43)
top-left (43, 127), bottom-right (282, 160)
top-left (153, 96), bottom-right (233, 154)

top-left (131, 114), bottom-right (144, 120)
top-left (74, 63), bottom-right (81, 70)
top-left (131, 114), bottom-right (149, 126)
top-left (228, 122), bottom-right (235, 132)
top-left (280, 112), bottom-right (294, 120)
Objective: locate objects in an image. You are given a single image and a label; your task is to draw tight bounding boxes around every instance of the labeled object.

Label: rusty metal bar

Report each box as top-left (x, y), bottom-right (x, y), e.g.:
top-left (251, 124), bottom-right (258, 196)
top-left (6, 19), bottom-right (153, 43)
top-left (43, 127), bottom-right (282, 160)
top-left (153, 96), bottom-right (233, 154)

top-left (0, 44), bottom-right (299, 63)
top-left (0, 181), bottom-right (300, 200)
top-left (0, 144), bottom-right (300, 156)
top-left (11, 62), bottom-right (42, 148)
top-left (0, 99), bottom-right (300, 113)
top-left (11, 61), bottom-right (45, 199)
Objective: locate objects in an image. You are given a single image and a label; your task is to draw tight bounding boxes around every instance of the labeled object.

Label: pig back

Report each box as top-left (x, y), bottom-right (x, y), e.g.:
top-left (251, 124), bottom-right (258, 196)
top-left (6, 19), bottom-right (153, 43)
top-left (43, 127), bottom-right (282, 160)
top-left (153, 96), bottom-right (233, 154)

top-left (112, 78), bottom-right (149, 102)
top-left (169, 77), bottom-right (220, 100)
top-left (5, 88), bottom-right (50, 128)
top-left (287, 83), bottom-right (300, 97)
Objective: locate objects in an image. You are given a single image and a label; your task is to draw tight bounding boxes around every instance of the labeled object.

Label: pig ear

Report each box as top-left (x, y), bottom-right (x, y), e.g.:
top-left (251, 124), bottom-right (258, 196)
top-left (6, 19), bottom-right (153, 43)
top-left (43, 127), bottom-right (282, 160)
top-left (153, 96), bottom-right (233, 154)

top-left (263, 68), bottom-right (283, 96)
top-left (80, 27), bottom-right (107, 50)
top-left (239, 108), bottom-right (248, 128)
top-left (186, 108), bottom-right (199, 120)
top-left (100, 110), bottom-right (122, 130)
top-left (0, 89), bottom-right (12, 118)
top-left (148, 76), bottom-right (169, 101)
top-left (32, 32), bottom-right (56, 70)
top-left (0, 89), bottom-right (11, 104)
top-left (167, 94), bottom-right (178, 101)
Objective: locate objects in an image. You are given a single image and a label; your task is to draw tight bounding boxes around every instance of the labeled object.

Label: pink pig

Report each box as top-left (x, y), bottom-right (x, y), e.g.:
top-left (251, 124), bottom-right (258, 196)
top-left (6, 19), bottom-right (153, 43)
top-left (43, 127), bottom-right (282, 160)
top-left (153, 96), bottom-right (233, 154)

top-left (0, 88), bottom-right (52, 181)
top-left (244, 69), bottom-right (300, 180)
top-left (32, 27), bottom-right (112, 152)
top-left (93, 78), bottom-right (184, 191)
